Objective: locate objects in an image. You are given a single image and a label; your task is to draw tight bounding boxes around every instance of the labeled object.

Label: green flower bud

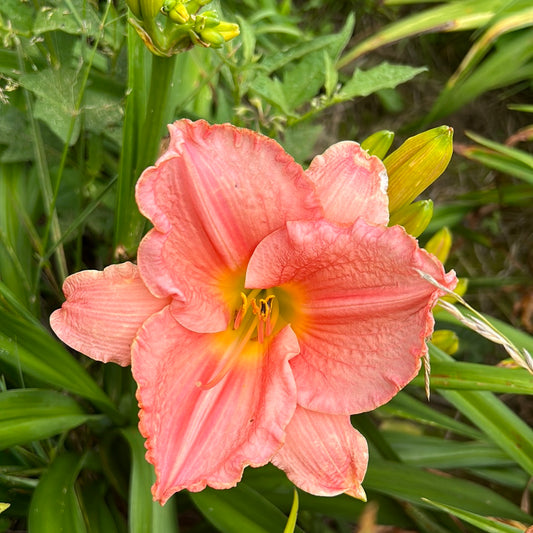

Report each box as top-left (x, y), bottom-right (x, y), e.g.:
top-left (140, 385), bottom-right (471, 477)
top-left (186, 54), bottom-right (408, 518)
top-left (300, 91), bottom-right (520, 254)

top-left (388, 199), bottom-right (433, 238)
top-left (361, 130), bottom-right (395, 159)
top-left (199, 27), bottom-right (226, 47)
top-left (214, 21), bottom-right (240, 41)
top-left (431, 330), bottom-right (459, 355)
top-left (385, 126), bottom-right (453, 213)
top-left (425, 227), bottom-right (452, 264)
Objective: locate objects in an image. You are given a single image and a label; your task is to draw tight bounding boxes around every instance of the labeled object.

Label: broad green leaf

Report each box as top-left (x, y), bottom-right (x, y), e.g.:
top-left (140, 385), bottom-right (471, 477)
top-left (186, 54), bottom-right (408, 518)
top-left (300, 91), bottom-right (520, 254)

top-left (0, 0), bottom-right (34, 36)
top-left (190, 483), bottom-right (301, 533)
top-left (338, 63), bottom-right (427, 100)
top-left (18, 66), bottom-right (81, 145)
top-left (365, 458), bottom-right (532, 521)
top-left (0, 108), bottom-right (33, 163)
top-left (424, 500), bottom-right (526, 533)
top-left (28, 453), bottom-right (87, 533)
top-left (235, 15), bottom-right (256, 63)
top-left (0, 308), bottom-right (118, 419)
top-left (120, 427), bottom-right (178, 533)
top-left (33, 0), bottom-right (101, 37)
top-left (249, 74), bottom-right (291, 114)
top-left (410, 361), bottom-right (533, 394)
top-left (0, 389), bottom-right (95, 450)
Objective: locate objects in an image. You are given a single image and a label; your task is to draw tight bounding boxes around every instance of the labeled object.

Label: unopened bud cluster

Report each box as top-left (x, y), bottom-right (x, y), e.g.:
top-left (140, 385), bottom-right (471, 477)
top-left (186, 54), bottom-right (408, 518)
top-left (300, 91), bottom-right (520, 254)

top-left (126, 0), bottom-right (239, 56)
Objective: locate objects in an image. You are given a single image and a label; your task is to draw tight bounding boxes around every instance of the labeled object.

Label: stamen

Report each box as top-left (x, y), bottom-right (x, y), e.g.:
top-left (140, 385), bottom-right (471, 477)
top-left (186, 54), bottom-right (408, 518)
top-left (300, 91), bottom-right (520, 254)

top-left (200, 315), bottom-right (258, 390)
top-left (233, 292), bottom-right (248, 329)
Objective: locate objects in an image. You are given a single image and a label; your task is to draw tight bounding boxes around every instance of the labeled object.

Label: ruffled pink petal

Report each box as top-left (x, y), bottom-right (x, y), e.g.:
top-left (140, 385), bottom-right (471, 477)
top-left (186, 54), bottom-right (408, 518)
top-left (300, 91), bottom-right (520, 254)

top-left (131, 306), bottom-right (299, 504)
top-left (246, 219), bottom-right (457, 415)
top-left (272, 406), bottom-right (368, 499)
top-left (305, 141), bottom-right (389, 226)
top-left (136, 119), bottom-right (322, 333)
top-left (50, 262), bottom-right (170, 366)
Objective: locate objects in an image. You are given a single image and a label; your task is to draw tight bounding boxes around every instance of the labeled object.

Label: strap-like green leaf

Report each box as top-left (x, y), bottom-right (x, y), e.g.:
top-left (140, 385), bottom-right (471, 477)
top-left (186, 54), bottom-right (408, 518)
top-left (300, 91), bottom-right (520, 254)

top-left (28, 453), bottom-right (87, 533)
top-left (0, 389), bottom-right (95, 450)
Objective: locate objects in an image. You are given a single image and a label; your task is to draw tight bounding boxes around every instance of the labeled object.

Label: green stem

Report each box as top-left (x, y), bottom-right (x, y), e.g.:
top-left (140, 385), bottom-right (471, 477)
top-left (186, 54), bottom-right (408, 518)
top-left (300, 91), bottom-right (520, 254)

top-left (114, 33), bottom-right (178, 257)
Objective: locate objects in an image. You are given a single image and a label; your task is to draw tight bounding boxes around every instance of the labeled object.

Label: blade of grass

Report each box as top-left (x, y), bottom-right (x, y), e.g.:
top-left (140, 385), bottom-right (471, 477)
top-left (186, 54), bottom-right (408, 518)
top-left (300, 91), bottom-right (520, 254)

top-left (423, 499), bottom-right (526, 533)
top-left (380, 391), bottom-right (484, 440)
top-left (0, 389), bottom-right (98, 450)
top-left (365, 458), bottom-right (532, 521)
top-left (429, 343), bottom-right (533, 476)
top-left (0, 308), bottom-right (121, 422)
top-left (410, 361), bottom-right (533, 394)
top-left (338, 0), bottom-right (507, 67)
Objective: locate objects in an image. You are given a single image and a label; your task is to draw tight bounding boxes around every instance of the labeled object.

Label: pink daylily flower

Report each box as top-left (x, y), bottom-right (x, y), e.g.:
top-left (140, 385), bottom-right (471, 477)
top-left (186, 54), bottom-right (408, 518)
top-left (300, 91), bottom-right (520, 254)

top-left (50, 119), bottom-right (457, 503)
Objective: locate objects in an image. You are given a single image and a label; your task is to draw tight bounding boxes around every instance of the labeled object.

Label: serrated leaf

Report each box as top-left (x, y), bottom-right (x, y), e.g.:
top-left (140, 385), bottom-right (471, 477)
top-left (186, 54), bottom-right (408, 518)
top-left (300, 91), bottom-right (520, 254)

top-left (0, 108), bottom-right (33, 163)
top-left (338, 62), bottom-right (427, 100)
top-left (282, 50), bottom-right (326, 110)
top-left (32, 0), bottom-right (102, 38)
top-left (0, 389), bottom-right (94, 450)
top-left (0, 0), bottom-right (34, 35)
top-left (18, 66), bottom-right (81, 145)
top-left (28, 453), bottom-right (87, 533)
top-left (249, 74), bottom-right (291, 114)
top-left (260, 13), bottom-right (354, 74)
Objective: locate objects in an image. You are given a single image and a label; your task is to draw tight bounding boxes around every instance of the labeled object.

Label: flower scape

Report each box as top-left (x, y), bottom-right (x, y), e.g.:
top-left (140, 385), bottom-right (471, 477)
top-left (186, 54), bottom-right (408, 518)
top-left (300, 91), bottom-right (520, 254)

top-left (50, 119), bottom-right (457, 503)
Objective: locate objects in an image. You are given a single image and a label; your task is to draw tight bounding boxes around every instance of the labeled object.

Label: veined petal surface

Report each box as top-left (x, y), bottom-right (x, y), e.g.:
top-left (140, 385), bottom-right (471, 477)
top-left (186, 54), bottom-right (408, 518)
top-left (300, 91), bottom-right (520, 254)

top-left (305, 141), bottom-right (389, 226)
top-left (246, 219), bottom-right (457, 415)
top-left (136, 120), bottom-right (322, 333)
top-left (272, 406), bottom-right (368, 499)
top-left (50, 262), bottom-right (170, 366)
top-left (132, 307), bottom-right (299, 503)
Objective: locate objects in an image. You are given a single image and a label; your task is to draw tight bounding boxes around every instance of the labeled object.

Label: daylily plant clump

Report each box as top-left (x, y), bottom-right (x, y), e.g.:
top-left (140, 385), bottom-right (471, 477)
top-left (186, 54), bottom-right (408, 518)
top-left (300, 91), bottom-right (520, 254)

top-left (51, 120), bottom-right (457, 503)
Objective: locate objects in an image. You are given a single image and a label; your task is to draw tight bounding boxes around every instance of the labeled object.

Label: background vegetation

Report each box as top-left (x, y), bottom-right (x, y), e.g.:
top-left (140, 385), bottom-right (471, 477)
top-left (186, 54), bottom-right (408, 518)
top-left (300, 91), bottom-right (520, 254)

top-left (0, 0), bottom-right (532, 531)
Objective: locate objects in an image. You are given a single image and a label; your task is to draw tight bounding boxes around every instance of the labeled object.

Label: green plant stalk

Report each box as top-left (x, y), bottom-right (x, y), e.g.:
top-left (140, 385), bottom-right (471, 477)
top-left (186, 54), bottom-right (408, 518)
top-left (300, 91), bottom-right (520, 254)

top-left (114, 32), bottom-right (178, 258)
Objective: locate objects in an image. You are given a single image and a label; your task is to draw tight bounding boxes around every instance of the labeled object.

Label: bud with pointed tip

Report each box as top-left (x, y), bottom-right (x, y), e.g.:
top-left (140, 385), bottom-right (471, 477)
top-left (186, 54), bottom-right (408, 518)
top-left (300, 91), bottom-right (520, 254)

top-left (361, 130), bottom-right (395, 160)
top-left (425, 227), bottom-right (452, 264)
top-left (385, 126), bottom-right (453, 213)
top-left (389, 199), bottom-right (433, 238)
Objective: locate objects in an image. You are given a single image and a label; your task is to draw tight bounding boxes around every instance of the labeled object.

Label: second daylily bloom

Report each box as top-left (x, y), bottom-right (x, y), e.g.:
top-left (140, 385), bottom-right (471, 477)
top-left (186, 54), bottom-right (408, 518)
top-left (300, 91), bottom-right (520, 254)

top-left (51, 120), bottom-right (457, 503)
